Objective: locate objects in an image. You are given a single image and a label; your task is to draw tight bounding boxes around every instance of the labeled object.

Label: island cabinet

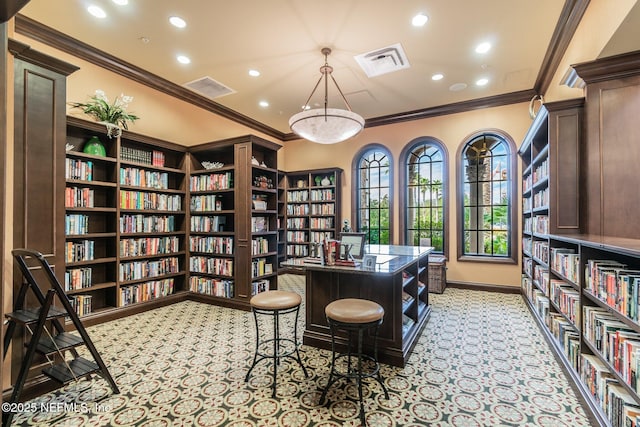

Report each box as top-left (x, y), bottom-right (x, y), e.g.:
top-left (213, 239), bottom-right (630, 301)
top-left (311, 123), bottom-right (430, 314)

top-left (289, 245), bottom-right (432, 367)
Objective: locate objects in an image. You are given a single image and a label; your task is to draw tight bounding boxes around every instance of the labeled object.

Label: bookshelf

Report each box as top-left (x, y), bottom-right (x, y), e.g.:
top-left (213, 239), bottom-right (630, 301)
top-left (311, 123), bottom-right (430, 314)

top-left (542, 234), bottom-right (640, 427)
top-left (64, 117), bottom-right (187, 323)
top-left (281, 168), bottom-right (342, 263)
top-left (189, 135), bottom-right (281, 310)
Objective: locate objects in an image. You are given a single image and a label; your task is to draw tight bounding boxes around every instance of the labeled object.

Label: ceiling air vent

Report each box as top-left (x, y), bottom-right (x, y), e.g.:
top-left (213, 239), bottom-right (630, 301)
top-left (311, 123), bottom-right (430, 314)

top-left (183, 76), bottom-right (236, 100)
top-left (354, 43), bottom-right (410, 78)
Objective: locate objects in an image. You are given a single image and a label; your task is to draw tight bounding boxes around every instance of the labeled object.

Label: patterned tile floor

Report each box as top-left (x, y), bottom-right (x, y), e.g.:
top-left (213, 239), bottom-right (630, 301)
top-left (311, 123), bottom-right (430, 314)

top-left (9, 275), bottom-right (593, 426)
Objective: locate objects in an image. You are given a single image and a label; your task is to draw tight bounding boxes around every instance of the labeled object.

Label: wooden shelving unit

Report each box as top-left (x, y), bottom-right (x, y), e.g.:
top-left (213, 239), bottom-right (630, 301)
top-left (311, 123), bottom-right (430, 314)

top-left (64, 117), bottom-right (188, 324)
top-left (280, 168), bottom-right (342, 263)
top-left (188, 135), bottom-right (281, 310)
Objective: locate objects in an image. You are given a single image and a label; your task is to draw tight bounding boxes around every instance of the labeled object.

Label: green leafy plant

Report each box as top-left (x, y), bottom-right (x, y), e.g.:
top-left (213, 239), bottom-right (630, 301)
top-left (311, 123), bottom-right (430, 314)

top-left (69, 90), bottom-right (139, 137)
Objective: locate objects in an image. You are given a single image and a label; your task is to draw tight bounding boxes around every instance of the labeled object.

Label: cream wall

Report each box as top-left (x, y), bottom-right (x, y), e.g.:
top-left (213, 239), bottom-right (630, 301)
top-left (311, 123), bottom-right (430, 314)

top-left (282, 103), bottom-right (531, 287)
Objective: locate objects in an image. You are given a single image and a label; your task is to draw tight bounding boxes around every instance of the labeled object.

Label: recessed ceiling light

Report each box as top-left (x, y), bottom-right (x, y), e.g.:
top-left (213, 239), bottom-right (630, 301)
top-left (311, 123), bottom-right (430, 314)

top-left (476, 78), bottom-right (489, 86)
top-left (169, 16), bottom-right (187, 28)
top-left (431, 73), bottom-right (444, 81)
top-left (449, 83), bottom-right (467, 92)
top-left (87, 5), bottom-right (107, 18)
top-left (248, 69), bottom-right (260, 77)
top-left (412, 13), bottom-right (428, 27)
top-left (475, 42), bottom-right (491, 54)
top-left (177, 55), bottom-right (191, 64)
top-left (259, 101), bottom-right (269, 108)
top-left (112, 0), bottom-right (128, 5)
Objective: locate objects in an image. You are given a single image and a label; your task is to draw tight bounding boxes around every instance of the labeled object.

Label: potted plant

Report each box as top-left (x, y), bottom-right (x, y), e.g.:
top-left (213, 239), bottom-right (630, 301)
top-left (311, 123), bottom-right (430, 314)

top-left (69, 90), bottom-right (140, 138)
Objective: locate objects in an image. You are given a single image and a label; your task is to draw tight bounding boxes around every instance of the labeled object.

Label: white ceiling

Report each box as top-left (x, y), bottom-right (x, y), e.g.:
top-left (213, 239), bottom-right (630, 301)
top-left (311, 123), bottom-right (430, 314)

top-left (15, 0), bottom-right (637, 138)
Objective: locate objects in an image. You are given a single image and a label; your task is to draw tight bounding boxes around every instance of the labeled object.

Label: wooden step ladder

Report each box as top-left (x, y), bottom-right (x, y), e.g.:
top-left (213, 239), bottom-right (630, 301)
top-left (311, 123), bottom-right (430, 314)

top-left (3, 249), bottom-right (119, 426)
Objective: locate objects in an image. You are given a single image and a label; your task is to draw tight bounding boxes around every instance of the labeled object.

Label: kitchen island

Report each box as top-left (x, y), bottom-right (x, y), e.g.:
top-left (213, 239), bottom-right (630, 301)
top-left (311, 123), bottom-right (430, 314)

top-left (282, 245), bottom-right (432, 367)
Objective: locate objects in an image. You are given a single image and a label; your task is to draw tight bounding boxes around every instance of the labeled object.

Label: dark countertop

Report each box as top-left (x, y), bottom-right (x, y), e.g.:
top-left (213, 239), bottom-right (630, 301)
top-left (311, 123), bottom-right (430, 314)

top-left (281, 244), bottom-right (433, 275)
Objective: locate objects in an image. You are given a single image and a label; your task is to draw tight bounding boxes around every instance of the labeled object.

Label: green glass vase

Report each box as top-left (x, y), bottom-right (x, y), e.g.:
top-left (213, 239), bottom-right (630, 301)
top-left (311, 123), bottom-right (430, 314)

top-left (83, 136), bottom-right (106, 157)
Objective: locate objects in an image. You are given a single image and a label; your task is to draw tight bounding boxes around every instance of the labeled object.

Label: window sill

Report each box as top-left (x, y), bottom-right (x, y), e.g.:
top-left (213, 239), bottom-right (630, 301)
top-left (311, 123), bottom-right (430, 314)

top-left (457, 255), bottom-right (517, 265)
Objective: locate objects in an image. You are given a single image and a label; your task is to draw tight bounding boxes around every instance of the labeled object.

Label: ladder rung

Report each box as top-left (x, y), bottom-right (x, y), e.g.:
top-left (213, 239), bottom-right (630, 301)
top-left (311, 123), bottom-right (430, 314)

top-left (5, 306), bottom-right (67, 324)
top-left (42, 357), bottom-right (99, 384)
top-left (34, 332), bottom-right (84, 355)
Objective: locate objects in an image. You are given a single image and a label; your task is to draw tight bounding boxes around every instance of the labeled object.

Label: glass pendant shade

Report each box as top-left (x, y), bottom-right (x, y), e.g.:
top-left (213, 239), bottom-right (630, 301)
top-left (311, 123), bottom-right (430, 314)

top-left (289, 47), bottom-right (364, 144)
top-left (289, 108), bottom-right (365, 144)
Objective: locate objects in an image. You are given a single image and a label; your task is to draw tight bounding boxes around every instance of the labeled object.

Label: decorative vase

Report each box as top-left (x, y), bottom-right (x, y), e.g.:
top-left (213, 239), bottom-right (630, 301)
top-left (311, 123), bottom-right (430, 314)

top-left (321, 176), bottom-right (331, 186)
top-left (83, 136), bottom-right (106, 157)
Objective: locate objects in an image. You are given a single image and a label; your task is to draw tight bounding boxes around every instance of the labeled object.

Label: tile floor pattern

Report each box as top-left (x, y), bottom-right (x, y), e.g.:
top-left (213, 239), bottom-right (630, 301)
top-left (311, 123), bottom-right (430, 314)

top-left (9, 275), bottom-right (593, 426)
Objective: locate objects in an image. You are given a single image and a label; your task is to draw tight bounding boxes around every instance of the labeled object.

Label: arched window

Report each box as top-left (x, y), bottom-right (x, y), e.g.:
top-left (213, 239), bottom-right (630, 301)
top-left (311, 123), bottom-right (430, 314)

top-left (401, 138), bottom-right (447, 255)
top-left (354, 145), bottom-right (392, 244)
top-left (458, 131), bottom-right (517, 262)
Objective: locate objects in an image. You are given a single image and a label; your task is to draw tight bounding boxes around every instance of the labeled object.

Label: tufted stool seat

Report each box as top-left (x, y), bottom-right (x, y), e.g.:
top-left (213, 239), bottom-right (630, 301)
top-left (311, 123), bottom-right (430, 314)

top-left (245, 290), bottom-right (308, 397)
top-left (320, 298), bottom-right (389, 426)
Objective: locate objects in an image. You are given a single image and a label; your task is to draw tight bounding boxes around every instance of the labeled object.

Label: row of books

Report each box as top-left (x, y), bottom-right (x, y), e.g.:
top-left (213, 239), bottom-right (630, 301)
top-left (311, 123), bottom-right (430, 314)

top-left (65, 240), bottom-right (94, 263)
top-left (532, 157), bottom-right (549, 186)
top-left (120, 278), bottom-right (174, 307)
top-left (119, 236), bottom-right (180, 258)
top-left (65, 186), bottom-right (95, 208)
top-left (251, 258), bottom-right (273, 278)
top-left (189, 236), bottom-right (233, 254)
top-left (286, 231), bottom-right (307, 243)
top-left (287, 217), bottom-right (307, 229)
top-left (534, 264), bottom-right (549, 295)
top-left (190, 195), bottom-right (224, 212)
top-left (583, 305), bottom-right (640, 393)
top-left (119, 214), bottom-right (176, 233)
top-left (189, 276), bottom-right (234, 298)
top-left (532, 215), bottom-right (549, 235)
top-left (310, 231), bottom-right (333, 243)
top-left (65, 267), bottom-right (92, 291)
top-left (286, 244), bottom-right (308, 256)
top-left (66, 214), bottom-right (89, 235)
top-left (550, 248), bottom-right (580, 284)
top-left (550, 279), bottom-right (580, 324)
top-left (522, 173), bottom-right (533, 194)
top-left (310, 217), bottom-right (334, 229)
top-left (118, 257), bottom-right (179, 281)
top-left (310, 189), bottom-right (334, 201)
top-left (585, 259), bottom-right (640, 321)
top-left (69, 295), bottom-right (92, 317)
top-left (120, 191), bottom-right (182, 211)
top-left (251, 237), bottom-right (270, 255)
top-left (287, 190), bottom-right (309, 202)
top-left (533, 187), bottom-right (549, 209)
top-left (522, 196), bottom-right (532, 212)
top-left (252, 279), bottom-right (270, 296)
top-left (287, 204), bottom-right (309, 215)
top-left (65, 158), bottom-right (94, 181)
top-left (190, 172), bottom-right (233, 191)
top-left (120, 167), bottom-right (169, 190)
top-left (581, 353), bottom-right (640, 427)
top-left (548, 312), bottom-right (580, 370)
top-left (310, 203), bottom-right (335, 215)
top-left (121, 146), bottom-right (165, 167)
top-left (190, 215), bottom-right (226, 233)
top-left (533, 240), bottom-right (549, 264)
top-left (190, 256), bottom-right (233, 276)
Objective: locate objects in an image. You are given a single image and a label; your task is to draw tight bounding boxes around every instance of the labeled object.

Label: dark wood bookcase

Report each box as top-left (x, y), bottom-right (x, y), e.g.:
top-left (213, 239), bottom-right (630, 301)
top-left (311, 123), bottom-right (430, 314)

top-left (280, 168), bottom-right (342, 263)
top-left (520, 50), bottom-right (640, 427)
top-left (64, 117), bottom-right (188, 324)
top-left (188, 135), bottom-right (281, 310)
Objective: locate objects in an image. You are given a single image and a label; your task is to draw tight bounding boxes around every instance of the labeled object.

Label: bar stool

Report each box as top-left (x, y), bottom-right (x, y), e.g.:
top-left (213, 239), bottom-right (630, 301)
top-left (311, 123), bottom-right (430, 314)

top-left (320, 298), bottom-right (389, 425)
top-left (245, 290), bottom-right (308, 397)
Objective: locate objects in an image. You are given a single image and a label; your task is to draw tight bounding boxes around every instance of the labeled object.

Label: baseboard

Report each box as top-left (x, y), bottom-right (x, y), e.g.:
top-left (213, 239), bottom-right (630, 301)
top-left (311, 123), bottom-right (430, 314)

top-left (445, 280), bottom-right (521, 294)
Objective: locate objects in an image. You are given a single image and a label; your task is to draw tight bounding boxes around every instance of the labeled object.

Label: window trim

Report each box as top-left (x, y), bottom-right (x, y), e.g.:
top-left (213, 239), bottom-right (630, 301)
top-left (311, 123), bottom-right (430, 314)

top-left (351, 143), bottom-right (394, 244)
top-left (456, 129), bottom-right (518, 264)
top-left (399, 137), bottom-right (449, 258)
